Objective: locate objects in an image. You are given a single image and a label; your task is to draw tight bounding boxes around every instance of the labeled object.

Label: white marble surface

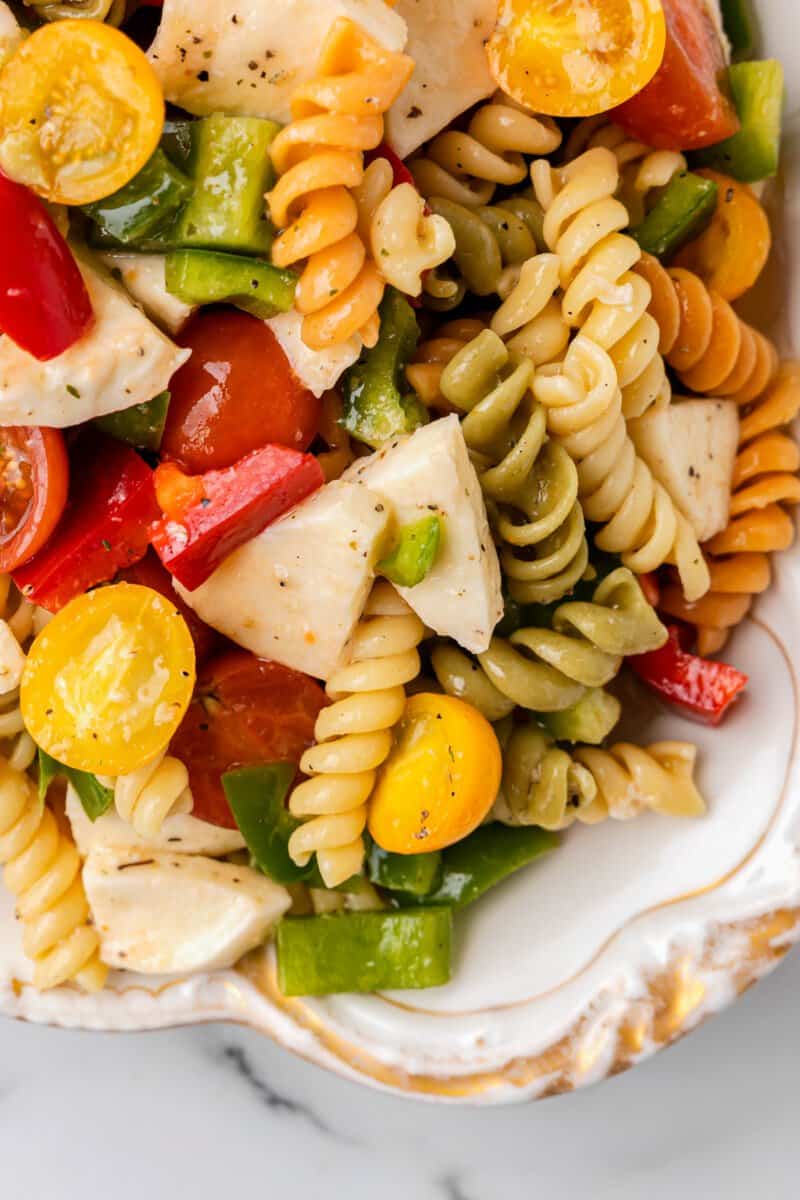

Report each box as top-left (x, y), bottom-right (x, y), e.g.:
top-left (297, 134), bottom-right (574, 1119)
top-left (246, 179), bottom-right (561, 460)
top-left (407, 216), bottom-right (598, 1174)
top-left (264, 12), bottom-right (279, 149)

top-left (0, 947), bottom-right (797, 1198)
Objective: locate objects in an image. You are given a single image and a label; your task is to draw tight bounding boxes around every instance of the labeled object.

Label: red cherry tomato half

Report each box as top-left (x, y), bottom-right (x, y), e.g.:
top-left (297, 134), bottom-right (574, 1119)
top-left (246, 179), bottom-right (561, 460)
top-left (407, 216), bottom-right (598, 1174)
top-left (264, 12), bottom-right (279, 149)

top-left (170, 649), bottom-right (327, 828)
top-left (614, 0), bottom-right (740, 151)
top-left (118, 549), bottom-right (220, 666)
top-left (160, 309), bottom-right (322, 472)
top-left (0, 426), bottom-right (69, 572)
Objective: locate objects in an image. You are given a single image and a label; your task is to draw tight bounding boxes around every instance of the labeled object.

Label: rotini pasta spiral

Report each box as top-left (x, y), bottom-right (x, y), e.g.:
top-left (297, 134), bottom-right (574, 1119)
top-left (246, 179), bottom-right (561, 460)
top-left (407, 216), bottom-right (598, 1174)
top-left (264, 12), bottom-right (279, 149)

top-left (409, 94), bottom-right (562, 210)
top-left (494, 723), bottom-right (705, 830)
top-left (564, 117), bottom-right (687, 227)
top-left (531, 147), bottom-right (670, 418)
top-left (432, 567), bottom-right (667, 716)
top-left (105, 750), bottom-right (192, 840)
top-left (0, 577), bottom-right (42, 773)
top-left (439, 329), bottom-right (588, 604)
top-left (267, 18), bottom-right (413, 351)
top-left (533, 334), bottom-right (710, 601)
top-left (406, 317), bottom-right (488, 410)
top-left (317, 388), bottom-right (355, 482)
top-left (636, 252), bottom-right (780, 405)
top-left (0, 760), bottom-right (108, 991)
top-left (660, 365), bottom-right (800, 655)
top-left (27, 0), bottom-right (125, 23)
top-left (287, 582), bottom-right (424, 887)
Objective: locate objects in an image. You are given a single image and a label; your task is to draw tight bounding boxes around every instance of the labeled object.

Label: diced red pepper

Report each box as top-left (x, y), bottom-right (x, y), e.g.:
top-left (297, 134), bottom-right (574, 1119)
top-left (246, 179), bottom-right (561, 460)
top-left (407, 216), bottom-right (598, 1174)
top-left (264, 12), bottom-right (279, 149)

top-left (151, 444), bottom-right (324, 592)
top-left (365, 142), bottom-right (416, 189)
top-left (0, 172), bottom-right (93, 360)
top-left (14, 435), bottom-right (159, 611)
top-left (118, 549), bottom-right (220, 665)
top-left (628, 626), bottom-right (748, 726)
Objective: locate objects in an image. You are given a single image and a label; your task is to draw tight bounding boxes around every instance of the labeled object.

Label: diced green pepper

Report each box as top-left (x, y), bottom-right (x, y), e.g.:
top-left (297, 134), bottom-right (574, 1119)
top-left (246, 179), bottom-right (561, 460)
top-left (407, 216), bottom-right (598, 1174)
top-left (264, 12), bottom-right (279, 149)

top-left (175, 114), bottom-right (280, 255)
top-left (165, 249), bottom-right (296, 319)
top-left (693, 61), bottom-right (784, 183)
top-left (83, 149), bottom-right (193, 246)
top-left (397, 823), bottom-right (559, 910)
top-left (38, 748), bottom-right (113, 822)
top-left (377, 515), bottom-right (441, 588)
top-left (540, 688), bottom-right (621, 745)
top-left (721, 0), bottom-right (753, 56)
top-left (277, 908), bottom-right (452, 995)
top-left (632, 171), bottom-right (718, 259)
top-left (367, 843), bottom-right (442, 896)
top-left (94, 392), bottom-right (171, 452)
top-left (223, 763), bottom-right (317, 885)
top-left (161, 118), bottom-right (195, 169)
top-left (342, 288), bottom-right (425, 449)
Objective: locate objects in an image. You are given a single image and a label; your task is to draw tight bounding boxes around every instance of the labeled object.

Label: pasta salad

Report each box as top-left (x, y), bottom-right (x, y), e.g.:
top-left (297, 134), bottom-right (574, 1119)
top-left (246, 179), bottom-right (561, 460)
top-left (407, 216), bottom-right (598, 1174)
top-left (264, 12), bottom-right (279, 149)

top-left (0, 0), bottom-right (793, 998)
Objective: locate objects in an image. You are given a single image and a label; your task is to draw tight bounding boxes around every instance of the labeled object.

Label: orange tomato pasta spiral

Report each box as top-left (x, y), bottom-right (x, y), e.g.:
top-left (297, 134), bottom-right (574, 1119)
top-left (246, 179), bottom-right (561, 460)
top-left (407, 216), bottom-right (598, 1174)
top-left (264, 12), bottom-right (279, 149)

top-left (267, 18), bottom-right (413, 351)
top-left (0, 761), bottom-right (107, 992)
top-left (660, 365), bottom-right (800, 655)
top-left (531, 147), bottom-right (671, 419)
top-left (287, 582), bottom-right (425, 888)
top-left (635, 252), bottom-right (780, 405)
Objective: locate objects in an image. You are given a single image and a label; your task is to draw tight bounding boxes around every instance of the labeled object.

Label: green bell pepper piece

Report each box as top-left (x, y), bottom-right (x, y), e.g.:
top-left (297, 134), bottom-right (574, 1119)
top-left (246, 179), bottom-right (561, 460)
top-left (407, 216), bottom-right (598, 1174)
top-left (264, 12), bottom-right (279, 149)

top-left (693, 61), bottom-right (784, 183)
top-left (377, 515), bottom-right (442, 588)
top-left (342, 288), bottom-right (425, 449)
top-left (367, 842), bottom-right (442, 896)
top-left (94, 392), bottom-right (170, 452)
top-left (397, 823), bottom-right (559, 910)
top-left (540, 688), bottom-right (621, 745)
top-left (632, 171), bottom-right (718, 260)
top-left (83, 149), bottom-right (193, 246)
top-left (720, 0), bottom-right (753, 56)
top-left (37, 749), bottom-right (113, 822)
top-left (175, 114), bottom-right (280, 255)
top-left (222, 763), bottom-right (319, 885)
top-left (161, 118), bottom-right (195, 169)
top-left (277, 908), bottom-right (452, 995)
top-left (165, 249), bottom-right (296, 319)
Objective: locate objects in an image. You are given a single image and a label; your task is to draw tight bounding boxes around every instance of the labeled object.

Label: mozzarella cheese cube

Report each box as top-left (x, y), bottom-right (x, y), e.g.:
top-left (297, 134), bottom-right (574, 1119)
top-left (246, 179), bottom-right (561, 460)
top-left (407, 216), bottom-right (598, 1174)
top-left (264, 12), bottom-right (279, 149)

top-left (176, 480), bottom-right (391, 680)
top-left (266, 310), bottom-right (362, 397)
top-left (629, 398), bottom-right (739, 543)
top-left (385, 0), bottom-right (497, 159)
top-left (0, 260), bottom-right (190, 427)
top-left (149, 0), bottom-right (407, 126)
top-left (344, 415), bottom-right (502, 653)
top-left (83, 848), bottom-right (289, 974)
top-left (99, 253), bottom-right (195, 336)
top-left (66, 785), bottom-right (246, 859)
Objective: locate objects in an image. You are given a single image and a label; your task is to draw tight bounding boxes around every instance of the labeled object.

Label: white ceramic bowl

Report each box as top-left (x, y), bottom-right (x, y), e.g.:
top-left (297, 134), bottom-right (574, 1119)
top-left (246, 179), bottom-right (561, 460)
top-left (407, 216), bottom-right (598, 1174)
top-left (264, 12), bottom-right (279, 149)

top-left (2, 4), bottom-right (799, 1105)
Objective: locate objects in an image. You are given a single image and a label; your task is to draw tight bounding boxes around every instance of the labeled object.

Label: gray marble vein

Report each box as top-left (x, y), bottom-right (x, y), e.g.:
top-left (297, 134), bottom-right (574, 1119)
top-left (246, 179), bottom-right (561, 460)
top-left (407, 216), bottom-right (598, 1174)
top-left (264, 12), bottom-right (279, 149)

top-left (218, 1042), bottom-right (344, 1139)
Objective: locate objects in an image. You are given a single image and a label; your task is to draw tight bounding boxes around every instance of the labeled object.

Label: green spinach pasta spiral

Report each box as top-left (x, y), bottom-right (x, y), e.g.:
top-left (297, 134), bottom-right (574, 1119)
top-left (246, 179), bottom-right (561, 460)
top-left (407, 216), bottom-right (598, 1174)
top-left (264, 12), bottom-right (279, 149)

top-left (439, 328), bottom-right (588, 604)
top-left (432, 566), bottom-right (667, 716)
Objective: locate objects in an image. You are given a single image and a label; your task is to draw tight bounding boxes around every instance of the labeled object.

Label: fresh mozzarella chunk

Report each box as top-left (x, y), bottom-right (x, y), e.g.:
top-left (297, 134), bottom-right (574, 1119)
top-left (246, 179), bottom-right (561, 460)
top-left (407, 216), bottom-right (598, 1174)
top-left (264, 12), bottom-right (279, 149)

top-left (83, 849), bottom-right (289, 974)
top-left (99, 253), bottom-right (195, 336)
top-left (385, 0), bottom-right (497, 159)
top-left (66, 785), bottom-right (245, 859)
top-left (0, 2), bottom-right (21, 69)
top-left (148, 0), bottom-right (407, 126)
top-left (0, 621), bottom-right (25, 695)
top-left (629, 399), bottom-right (739, 543)
top-left (344, 415), bottom-right (503, 653)
top-left (266, 310), bottom-right (361, 398)
top-left (176, 480), bottom-right (391, 680)
top-left (0, 260), bottom-right (190, 427)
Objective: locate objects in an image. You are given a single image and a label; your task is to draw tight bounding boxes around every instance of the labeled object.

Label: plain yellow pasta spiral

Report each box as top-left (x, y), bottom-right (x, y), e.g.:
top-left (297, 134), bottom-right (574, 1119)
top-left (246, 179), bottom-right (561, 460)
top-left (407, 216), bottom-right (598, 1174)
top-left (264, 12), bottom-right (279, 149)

top-left (410, 93), bottom-right (562, 208)
top-left (267, 18), bottom-right (413, 350)
top-left (0, 761), bottom-right (107, 991)
top-left (534, 334), bottom-right (710, 601)
top-left (564, 117), bottom-right (687, 226)
top-left (531, 146), bottom-right (670, 419)
top-left (288, 583), bottom-right (425, 887)
top-left (105, 751), bottom-right (192, 840)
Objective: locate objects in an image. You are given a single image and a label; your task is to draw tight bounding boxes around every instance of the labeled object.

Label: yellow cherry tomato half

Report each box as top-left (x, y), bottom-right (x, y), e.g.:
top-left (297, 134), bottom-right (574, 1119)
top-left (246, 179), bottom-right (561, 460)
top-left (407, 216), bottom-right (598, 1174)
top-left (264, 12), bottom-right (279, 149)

top-left (21, 583), bottom-right (196, 775)
top-left (368, 693), bottom-right (502, 855)
top-left (487, 0), bottom-right (667, 119)
top-left (672, 170), bottom-right (772, 302)
top-left (0, 21), bottom-right (164, 205)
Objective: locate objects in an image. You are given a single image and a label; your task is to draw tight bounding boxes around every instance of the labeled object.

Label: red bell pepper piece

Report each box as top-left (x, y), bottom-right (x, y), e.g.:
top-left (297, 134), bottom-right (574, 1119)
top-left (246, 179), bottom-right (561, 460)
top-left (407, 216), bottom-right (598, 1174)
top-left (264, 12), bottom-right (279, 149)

top-left (118, 549), bottom-right (220, 665)
top-left (638, 571), bottom-right (661, 608)
top-left (628, 627), bottom-right (748, 726)
top-left (365, 142), bottom-right (416, 189)
top-left (14, 435), bottom-right (160, 611)
top-left (0, 173), bottom-right (93, 360)
top-left (151, 444), bottom-right (323, 592)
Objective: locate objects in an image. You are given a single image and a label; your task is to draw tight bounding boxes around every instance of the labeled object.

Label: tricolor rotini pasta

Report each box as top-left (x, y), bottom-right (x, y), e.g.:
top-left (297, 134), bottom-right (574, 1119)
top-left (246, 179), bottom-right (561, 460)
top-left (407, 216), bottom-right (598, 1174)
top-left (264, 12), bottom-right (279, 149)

top-left (104, 750), bottom-right (193, 840)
